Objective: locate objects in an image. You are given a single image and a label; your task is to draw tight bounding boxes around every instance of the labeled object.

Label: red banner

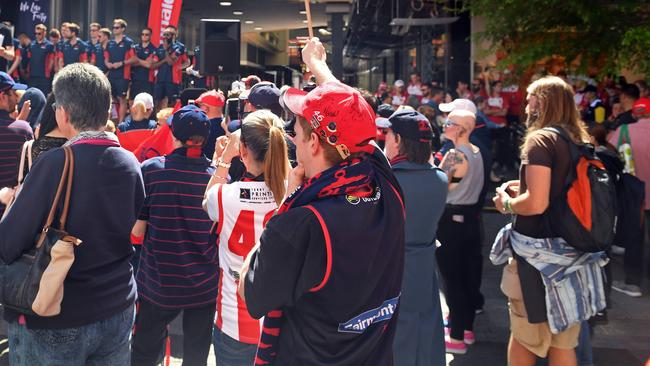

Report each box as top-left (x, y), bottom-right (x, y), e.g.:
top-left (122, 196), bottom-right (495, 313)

top-left (147, 0), bottom-right (183, 47)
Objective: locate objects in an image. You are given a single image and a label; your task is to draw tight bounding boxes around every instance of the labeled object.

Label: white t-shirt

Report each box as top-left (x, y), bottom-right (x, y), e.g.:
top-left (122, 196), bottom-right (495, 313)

top-left (205, 180), bottom-right (279, 344)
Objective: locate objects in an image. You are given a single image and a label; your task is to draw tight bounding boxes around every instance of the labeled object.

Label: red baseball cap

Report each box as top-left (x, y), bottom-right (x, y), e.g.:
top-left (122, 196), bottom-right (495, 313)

top-left (282, 82), bottom-right (376, 159)
top-left (632, 97), bottom-right (650, 117)
top-left (196, 90), bottom-right (225, 107)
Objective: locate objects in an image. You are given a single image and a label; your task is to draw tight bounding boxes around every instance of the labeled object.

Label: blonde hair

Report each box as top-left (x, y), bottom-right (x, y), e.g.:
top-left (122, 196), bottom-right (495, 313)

top-left (156, 107), bottom-right (174, 127)
top-left (113, 19), bottom-right (127, 28)
top-left (105, 120), bottom-right (116, 133)
top-left (241, 110), bottom-right (290, 206)
top-left (524, 76), bottom-right (589, 147)
top-left (35, 24), bottom-right (47, 32)
top-left (130, 101), bottom-right (148, 120)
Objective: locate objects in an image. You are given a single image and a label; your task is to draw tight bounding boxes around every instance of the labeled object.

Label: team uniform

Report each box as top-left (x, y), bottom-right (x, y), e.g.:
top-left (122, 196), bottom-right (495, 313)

top-left (91, 43), bottom-right (109, 73)
top-left (153, 41), bottom-right (187, 102)
top-left (86, 39), bottom-right (99, 62)
top-left (57, 39), bottom-right (89, 67)
top-left (26, 39), bottom-right (55, 95)
top-left (204, 174), bottom-right (279, 363)
top-left (105, 36), bottom-right (134, 98)
top-left (130, 42), bottom-right (156, 98)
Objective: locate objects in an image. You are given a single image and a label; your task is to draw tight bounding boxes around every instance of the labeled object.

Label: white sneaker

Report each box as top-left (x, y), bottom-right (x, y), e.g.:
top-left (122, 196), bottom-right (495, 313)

top-left (611, 281), bottom-right (642, 297)
top-left (610, 245), bottom-right (625, 256)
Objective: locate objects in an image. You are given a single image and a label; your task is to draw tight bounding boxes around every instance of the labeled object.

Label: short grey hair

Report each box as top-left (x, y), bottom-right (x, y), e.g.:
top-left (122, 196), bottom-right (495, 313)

top-left (53, 63), bottom-right (111, 131)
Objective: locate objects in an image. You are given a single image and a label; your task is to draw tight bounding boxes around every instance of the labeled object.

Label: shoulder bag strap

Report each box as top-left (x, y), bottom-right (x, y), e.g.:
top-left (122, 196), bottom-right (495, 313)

top-left (16, 140), bottom-right (29, 185)
top-left (58, 146), bottom-right (74, 230)
top-left (26, 139), bottom-right (33, 169)
top-left (617, 124), bottom-right (630, 147)
top-left (36, 147), bottom-right (71, 248)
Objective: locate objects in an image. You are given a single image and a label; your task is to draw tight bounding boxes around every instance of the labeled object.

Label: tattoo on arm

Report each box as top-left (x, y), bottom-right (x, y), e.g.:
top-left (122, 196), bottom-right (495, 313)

top-left (440, 149), bottom-right (466, 179)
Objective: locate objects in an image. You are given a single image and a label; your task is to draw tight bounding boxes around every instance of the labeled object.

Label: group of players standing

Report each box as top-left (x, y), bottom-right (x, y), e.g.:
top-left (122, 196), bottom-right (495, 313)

top-left (14, 19), bottom-right (206, 122)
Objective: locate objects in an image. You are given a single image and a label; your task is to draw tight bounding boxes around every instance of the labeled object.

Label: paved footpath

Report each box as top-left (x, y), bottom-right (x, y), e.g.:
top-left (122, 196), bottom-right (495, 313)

top-left (168, 211), bottom-right (650, 366)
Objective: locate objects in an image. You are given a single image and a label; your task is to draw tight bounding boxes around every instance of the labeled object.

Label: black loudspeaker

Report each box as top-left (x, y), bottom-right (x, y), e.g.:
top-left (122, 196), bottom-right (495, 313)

top-left (199, 19), bottom-right (241, 75)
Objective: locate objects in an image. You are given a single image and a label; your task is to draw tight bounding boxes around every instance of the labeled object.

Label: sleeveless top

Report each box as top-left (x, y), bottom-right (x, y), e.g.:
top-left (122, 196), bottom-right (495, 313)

top-left (446, 144), bottom-right (484, 205)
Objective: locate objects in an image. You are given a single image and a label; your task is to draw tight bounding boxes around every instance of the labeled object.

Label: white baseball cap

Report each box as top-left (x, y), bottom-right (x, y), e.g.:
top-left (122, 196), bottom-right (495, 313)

top-left (394, 79), bottom-right (405, 88)
top-left (438, 98), bottom-right (477, 115)
top-left (134, 93), bottom-right (154, 110)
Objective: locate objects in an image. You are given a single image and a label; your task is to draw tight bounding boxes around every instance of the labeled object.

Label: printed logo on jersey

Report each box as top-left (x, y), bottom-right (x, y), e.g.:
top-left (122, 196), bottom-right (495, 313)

top-left (238, 186), bottom-right (275, 204)
top-left (346, 188), bottom-right (380, 206)
top-left (346, 195), bottom-right (360, 205)
top-left (338, 296), bottom-right (399, 334)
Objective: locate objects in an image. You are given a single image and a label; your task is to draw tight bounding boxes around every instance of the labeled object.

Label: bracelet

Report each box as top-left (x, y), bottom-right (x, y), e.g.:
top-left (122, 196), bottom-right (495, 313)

top-left (504, 198), bottom-right (514, 214)
top-left (216, 159), bottom-right (231, 169)
top-left (213, 174), bottom-right (227, 181)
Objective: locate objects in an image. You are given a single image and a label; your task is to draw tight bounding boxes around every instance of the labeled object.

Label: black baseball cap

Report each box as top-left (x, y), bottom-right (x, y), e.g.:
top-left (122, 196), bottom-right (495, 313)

top-left (171, 105), bottom-right (210, 145)
top-left (0, 72), bottom-right (27, 92)
top-left (387, 110), bottom-right (433, 142)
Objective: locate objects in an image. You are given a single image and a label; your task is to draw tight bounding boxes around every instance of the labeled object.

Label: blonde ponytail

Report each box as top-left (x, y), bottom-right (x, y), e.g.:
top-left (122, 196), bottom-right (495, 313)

top-left (264, 125), bottom-right (289, 206)
top-left (241, 110), bottom-right (290, 206)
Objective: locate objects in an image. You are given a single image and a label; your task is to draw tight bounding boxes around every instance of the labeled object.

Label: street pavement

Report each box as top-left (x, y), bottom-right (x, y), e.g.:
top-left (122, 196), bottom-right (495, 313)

top-left (166, 210), bottom-right (650, 366)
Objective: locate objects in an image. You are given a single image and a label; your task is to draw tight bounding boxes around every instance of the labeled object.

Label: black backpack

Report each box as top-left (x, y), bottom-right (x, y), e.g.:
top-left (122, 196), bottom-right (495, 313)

top-left (542, 127), bottom-right (618, 252)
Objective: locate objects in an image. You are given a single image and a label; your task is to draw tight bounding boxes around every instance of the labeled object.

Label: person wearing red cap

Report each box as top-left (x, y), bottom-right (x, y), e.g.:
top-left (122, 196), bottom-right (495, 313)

top-left (238, 38), bottom-right (406, 366)
top-left (196, 89), bottom-right (226, 159)
top-left (130, 105), bottom-right (218, 366)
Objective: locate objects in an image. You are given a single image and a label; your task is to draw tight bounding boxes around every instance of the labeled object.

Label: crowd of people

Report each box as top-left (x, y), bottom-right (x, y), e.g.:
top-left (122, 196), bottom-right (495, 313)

top-left (0, 16), bottom-right (647, 366)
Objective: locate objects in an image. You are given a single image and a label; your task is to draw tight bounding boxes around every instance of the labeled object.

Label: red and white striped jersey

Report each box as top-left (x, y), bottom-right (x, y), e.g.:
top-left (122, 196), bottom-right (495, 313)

top-left (206, 181), bottom-right (278, 344)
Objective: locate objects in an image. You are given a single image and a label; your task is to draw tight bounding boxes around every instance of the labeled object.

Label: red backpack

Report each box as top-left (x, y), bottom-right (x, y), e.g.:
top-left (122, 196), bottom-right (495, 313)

top-left (542, 127), bottom-right (617, 252)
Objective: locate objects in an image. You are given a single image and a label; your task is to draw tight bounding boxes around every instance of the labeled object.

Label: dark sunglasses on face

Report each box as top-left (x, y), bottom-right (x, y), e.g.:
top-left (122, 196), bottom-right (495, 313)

top-left (35, 32), bottom-right (43, 36)
top-left (113, 26), bottom-right (122, 30)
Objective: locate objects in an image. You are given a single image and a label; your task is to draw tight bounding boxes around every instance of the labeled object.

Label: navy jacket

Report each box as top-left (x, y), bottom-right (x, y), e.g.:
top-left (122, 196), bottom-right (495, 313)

top-left (0, 142), bottom-right (145, 329)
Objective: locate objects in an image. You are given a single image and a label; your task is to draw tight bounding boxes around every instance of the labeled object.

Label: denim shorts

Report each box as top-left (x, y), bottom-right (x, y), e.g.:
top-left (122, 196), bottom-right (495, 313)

top-left (8, 303), bottom-right (135, 366)
top-left (212, 326), bottom-right (257, 366)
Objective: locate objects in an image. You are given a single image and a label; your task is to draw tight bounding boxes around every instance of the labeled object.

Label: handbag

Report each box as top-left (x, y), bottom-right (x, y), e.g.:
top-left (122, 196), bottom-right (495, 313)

top-left (1, 139), bottom-right (33, 220)
top-left (1, 146), bottom-right (82, 317)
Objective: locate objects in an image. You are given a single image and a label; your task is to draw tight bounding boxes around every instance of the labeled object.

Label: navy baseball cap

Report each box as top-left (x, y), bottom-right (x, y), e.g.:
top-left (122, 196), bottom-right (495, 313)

top-left (0, 72), bottom-right (27, 92)
top-left (387, 110), bottom-right (433, 142)
top-left (375, 103), bottom-right (395, 128)
top-left (227, 119), bottom-right (241, 133)
top-left (248, 81), bottom-right (282, 116)
top-left (171, 105), bottom-right (210, 144)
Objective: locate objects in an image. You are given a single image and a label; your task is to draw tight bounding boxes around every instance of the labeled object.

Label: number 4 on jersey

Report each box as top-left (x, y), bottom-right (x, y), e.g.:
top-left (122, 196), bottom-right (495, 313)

top-left (228, 209), bottom-right (275, 257)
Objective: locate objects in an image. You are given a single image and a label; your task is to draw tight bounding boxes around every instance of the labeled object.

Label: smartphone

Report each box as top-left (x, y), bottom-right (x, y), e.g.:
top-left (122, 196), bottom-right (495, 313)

top-left (225, 98), bottom-right (239, 122)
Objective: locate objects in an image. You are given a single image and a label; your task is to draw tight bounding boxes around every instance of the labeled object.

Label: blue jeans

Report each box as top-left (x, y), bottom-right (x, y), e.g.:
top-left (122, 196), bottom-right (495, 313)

top-left (576, 320), bottom-right (594, 366)
top-left (8, 303), bottom-right (135, 366)
top-left (212, 326), bottom-right (257, 366)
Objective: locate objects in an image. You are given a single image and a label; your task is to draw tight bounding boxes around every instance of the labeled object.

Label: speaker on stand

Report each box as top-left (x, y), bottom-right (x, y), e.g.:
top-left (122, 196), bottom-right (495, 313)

top-left (199, 19), bottom-right (241, 92)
